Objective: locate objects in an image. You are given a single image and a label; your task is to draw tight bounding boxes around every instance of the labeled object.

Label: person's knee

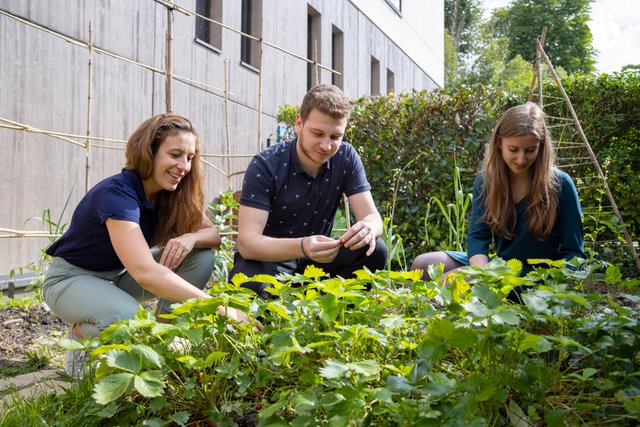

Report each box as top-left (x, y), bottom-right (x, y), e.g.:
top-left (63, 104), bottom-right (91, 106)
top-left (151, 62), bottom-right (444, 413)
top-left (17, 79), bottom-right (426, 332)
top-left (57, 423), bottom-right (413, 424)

top-left (411, 252), bottom-right (442, 280)
top-left (179, 249), bottom-right (216, 290)
top-left (91, 300), bottom-right (141, 331)
top-left (366, 238), bottom-right (389, 271)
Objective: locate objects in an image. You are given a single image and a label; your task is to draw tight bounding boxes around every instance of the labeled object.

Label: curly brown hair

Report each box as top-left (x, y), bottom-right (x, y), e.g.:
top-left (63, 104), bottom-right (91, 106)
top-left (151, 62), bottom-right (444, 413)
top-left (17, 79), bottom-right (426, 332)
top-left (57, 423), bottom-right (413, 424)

top-left (125, 113), bottom-right (207, 246)
top-left (481, 102), bottom-right (559, 240)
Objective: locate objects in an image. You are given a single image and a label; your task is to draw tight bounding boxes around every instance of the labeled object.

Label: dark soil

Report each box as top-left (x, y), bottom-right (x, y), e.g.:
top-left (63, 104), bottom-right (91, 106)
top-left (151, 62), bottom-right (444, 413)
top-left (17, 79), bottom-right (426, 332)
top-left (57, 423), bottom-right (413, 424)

top-left (0, 303), bottom-right (66, 374)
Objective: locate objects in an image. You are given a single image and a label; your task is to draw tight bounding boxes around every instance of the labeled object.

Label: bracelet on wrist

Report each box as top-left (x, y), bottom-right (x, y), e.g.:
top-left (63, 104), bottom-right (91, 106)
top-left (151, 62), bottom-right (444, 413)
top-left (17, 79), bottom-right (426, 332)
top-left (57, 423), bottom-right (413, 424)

top-left (300, 236), bottom-right (309, 258)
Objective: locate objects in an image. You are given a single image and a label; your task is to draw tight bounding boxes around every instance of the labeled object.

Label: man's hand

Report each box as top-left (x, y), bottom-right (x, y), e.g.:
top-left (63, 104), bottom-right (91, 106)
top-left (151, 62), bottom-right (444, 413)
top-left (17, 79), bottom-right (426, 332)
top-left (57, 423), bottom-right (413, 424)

top-left (338, 220), bottom-right (377, 256)
top-left (302, 235), bottom-right (341, 263)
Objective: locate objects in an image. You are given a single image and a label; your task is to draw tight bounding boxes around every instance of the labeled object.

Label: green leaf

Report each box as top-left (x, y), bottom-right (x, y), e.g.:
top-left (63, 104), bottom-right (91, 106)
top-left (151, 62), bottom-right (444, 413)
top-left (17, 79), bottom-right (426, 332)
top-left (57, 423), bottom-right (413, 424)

top-left (508, 400), bottom-right (533, 427)
top-left (131, 344), bottom-right (163, 369)
top-left (623, 399), bottom-right (640, 414)
top-left (472, 282), bottom-right (502, 308)
top-left (521, 292), bottom-right (549, 313)
top-left (293, 392), bottom-right (317, 413)
top-left (386, 375), bottom-right (414, 392)
top-left (427, 318), bottom-right (476, 349)
top-left (303, 264), bottom-right (329, 279)
top-left (106, 350), bottom-right (142, 374)
top-left (319, 392), bottom-right (346, 407)
top-left (544, 407), bottom-right (566, 427)
top-left (204, 351), bottom-right (228, 367)
top-left (93, 372), bottom-right (134, 404)
top-left (57, 337), bottom-right (85, 351)
top-left (92, 344), bottom-right (129, 355)
top-left (492, 308), bottom-right (521, 325)
top-left (170, 411), bottom-right (190, 426)
top-left (379, 315), bottom-right (406, 329)
top-left (265, 301), bottom-right (291, 320)
top-left (319, 359), bottom-right (350, 379)
top-left (133, 370), bottom-right (165, 398)
top-left (554, 293), bottom-right (592, 308)
top-left (320, 294), bottom-right (339, 323)
top-left (347, 360), bottom-right (380, 377)
top-left (517, 333), bottom-right (552, 353)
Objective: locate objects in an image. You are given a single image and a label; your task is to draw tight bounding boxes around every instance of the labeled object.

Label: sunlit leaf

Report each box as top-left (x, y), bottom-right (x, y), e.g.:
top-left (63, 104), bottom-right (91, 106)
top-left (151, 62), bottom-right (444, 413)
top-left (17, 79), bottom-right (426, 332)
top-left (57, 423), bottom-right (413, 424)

top-left (134, 370), bottom-right (165, 398)
top-left (379, 315), bottom-right (406, 329)
top-left (106, 350), bottom-right (141, 374)
top-left (303, 264), bottom-right (329, 279)
top-left (319, 359), bottom-right (349, 379)
top-left (472, 282), bottom-right (502, 308)
top-left (93, 372), bottom-right (134, 404)
top-left (57, 337), bottom-right (86, 351)
top-left (293, 392), bottom-right (317, 412)
top-left (131, 344), bottom-right (163, 369)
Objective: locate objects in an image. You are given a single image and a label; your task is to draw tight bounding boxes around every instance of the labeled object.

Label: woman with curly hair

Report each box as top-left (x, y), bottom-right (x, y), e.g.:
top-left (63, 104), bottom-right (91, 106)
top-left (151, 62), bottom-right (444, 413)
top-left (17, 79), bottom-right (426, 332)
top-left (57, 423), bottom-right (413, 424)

top-left (412, 102), bottom-right (585, 281)
top-left (43, 113), bottom-right (255, 377)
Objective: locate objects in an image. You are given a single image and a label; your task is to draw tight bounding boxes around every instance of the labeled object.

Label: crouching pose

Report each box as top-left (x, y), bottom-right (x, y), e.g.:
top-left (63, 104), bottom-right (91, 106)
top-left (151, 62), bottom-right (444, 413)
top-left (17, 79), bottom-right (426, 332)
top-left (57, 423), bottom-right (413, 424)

top-left (412, 102), bottom-right (585, 282)
top-left (44, 113), bottom-right (255, 377)
top-left (229, 84), bottom-right (389, 298)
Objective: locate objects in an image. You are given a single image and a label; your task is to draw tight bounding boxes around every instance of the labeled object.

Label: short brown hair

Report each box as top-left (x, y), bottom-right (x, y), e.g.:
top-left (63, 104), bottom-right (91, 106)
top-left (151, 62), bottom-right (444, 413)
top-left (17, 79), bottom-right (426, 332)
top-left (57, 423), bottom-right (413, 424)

top-left (299, 84), bottom-right (352, 121)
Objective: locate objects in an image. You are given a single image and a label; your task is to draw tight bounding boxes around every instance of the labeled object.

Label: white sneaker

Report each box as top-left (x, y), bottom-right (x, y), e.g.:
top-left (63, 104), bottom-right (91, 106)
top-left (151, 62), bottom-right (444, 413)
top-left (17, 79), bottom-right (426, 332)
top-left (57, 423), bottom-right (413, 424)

top-left (65, 326), bottom-right (87, 379)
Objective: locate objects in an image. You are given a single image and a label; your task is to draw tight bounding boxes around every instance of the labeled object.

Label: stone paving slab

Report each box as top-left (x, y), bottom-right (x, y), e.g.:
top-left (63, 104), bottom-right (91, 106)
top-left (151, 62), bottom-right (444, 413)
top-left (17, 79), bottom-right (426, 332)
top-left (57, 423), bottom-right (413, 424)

top-left (0, 369), bottom-right (70, 404)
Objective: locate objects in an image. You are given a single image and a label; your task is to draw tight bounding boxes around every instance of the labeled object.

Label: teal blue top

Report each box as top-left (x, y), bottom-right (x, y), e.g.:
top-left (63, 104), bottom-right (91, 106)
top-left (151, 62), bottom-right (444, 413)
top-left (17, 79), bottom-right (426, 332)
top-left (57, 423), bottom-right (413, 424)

top-left (446, 169), bottom-right (585, 275)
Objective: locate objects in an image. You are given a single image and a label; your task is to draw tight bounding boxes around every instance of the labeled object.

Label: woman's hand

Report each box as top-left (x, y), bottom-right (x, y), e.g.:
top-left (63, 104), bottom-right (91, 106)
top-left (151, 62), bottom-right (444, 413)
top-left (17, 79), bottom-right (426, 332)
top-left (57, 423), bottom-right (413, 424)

top-left (160, 234), bottom-right (198, 270)
top-left (217, 305), bottom-right (265, 331)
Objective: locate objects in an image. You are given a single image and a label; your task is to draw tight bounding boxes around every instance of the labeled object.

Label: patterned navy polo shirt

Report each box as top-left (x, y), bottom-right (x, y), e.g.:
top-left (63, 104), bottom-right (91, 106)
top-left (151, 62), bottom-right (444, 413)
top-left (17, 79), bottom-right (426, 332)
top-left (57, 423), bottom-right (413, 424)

top-left (240, 138), bottom-right (371, 238)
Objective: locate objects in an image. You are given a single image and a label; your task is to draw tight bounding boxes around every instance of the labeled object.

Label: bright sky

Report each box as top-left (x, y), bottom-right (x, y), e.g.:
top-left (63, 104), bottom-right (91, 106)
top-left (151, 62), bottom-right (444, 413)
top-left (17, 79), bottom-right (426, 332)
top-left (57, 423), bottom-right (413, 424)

top-left (482, 0), bottom-right (640, 74)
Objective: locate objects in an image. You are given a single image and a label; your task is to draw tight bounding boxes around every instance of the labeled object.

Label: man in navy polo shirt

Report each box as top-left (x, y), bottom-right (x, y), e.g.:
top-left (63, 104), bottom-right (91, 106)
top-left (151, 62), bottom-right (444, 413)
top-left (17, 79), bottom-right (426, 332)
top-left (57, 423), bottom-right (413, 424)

top-left (229, 84), bottom-right (388, 298)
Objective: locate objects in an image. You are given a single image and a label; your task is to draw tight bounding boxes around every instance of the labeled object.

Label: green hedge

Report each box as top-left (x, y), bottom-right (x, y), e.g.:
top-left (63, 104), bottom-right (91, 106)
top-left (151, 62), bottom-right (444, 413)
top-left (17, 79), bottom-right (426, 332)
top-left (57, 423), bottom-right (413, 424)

top-left (277, 73), bottom-right (640, 274)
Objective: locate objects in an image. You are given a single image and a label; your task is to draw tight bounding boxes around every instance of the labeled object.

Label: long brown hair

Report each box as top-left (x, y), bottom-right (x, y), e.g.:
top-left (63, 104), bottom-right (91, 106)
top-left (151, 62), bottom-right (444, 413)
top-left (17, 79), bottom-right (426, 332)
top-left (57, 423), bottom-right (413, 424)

top-left (125, 113), bottom-right (207, 246)
top-left (481, 102), bottom-right (559, 240)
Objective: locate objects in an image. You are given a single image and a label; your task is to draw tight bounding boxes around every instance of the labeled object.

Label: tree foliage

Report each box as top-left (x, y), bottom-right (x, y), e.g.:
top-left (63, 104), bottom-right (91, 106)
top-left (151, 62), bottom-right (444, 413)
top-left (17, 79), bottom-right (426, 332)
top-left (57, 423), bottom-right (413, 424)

top-left (445, 0), bottom-right (483, 57)
top-left (490, 0), bottom-right (596, 74)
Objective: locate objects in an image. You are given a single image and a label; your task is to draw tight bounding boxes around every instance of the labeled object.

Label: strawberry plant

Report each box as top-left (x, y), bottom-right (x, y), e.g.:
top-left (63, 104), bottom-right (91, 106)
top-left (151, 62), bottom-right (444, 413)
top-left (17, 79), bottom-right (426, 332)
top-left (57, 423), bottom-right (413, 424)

top-left (53, 260), bottom-right (639, 426)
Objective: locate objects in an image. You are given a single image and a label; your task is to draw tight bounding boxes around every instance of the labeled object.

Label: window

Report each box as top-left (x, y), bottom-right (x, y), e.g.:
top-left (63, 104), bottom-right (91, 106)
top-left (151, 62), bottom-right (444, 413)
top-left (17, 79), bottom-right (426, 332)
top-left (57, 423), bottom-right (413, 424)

top-left (195, 0), bottom-right (222, 50)
top-left (331, 25), bottom-right (344, 89)
top-left (371, 56), bottom-right (380, 95)
top-left (386, 68), bottom-right (395, 94)
top-left (241, 0), bottom-right (262, 69)
top-left (307, 5), bottom-right (321, 89)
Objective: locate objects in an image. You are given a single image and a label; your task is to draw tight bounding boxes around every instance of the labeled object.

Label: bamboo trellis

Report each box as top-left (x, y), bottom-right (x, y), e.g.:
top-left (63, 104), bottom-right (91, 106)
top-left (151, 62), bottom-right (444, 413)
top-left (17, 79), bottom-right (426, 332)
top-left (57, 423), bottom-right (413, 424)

top-left (527, 28), bottom-right (640, 273)
top-left (0, 1), bottom-right (342, 240)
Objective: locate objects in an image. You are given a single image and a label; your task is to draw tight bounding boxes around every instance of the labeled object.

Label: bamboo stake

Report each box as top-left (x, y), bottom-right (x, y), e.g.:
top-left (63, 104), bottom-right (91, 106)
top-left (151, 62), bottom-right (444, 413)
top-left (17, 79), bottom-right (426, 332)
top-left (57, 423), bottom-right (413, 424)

top-left (85, 21), bottom-right (93, 194)
top-left (257, 36), bottom-right (264, 153)
top-left (224, 59), bottom-right (232, 190)
top-left (537, 40), bottom-right (640, 272)
top-left (165, 1), bottom-right (174, 112)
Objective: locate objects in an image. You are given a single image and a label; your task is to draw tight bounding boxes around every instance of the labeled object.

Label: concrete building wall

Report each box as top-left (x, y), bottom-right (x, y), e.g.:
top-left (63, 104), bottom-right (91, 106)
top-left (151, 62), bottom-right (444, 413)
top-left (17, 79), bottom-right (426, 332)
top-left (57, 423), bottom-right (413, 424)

top-left (0, 0), bottom-right (443, 274)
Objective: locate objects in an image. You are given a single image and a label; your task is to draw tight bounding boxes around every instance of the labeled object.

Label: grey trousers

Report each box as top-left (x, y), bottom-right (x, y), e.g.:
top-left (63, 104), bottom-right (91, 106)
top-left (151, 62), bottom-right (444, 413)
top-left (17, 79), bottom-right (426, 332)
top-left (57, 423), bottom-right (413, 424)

top-left (43, 249), bottom-right (216, 339)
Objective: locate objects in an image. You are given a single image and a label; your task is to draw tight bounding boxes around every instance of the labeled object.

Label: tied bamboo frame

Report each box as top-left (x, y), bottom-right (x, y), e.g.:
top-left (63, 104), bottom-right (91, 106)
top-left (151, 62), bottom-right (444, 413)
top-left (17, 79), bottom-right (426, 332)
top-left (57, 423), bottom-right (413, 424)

top-left (0, 2), bottom-right (341, 240)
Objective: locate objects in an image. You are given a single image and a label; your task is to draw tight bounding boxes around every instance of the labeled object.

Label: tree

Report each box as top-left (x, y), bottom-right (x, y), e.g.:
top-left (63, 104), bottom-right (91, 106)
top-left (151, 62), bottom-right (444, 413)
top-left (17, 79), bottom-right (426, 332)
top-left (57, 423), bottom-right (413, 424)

top-left (444, 0), bottom-right (483, 86)
top-left (445, 0), bottom-right (483, 57)
top-left (490, 0), bottom-right (596, 74)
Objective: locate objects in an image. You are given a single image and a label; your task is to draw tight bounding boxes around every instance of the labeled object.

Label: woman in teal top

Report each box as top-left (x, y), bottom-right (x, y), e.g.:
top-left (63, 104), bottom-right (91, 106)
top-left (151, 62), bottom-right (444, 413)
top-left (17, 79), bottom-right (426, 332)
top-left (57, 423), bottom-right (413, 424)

top-left (412, 102), bottom-right (585, 280)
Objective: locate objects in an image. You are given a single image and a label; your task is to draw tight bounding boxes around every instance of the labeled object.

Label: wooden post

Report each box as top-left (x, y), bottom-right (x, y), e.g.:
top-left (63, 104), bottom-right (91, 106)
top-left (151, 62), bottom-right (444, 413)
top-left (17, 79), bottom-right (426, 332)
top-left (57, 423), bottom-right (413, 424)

top-left (537, 40), bottom-right (640, 273)
top-left (224, 60), bottom-right (232, 190)
top-left (165, 2), bottom-right (174, 112)
top-left (85, 21), bottom-right (93, 194)
top-left (257, 32), bottom-right (264, 153)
